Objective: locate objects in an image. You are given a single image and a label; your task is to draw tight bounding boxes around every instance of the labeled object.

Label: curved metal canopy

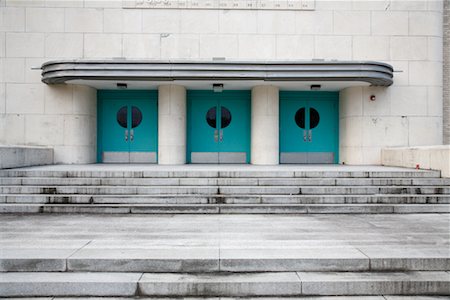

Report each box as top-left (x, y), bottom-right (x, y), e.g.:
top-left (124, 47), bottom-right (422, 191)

top-left (41, 60), bottom-right (394, 86)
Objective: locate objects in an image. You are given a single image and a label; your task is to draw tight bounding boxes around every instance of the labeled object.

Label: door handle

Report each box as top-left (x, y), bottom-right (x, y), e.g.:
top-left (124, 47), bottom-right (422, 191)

top-left (214, 129), bottom-right (219, 142)
top-left (303, 130), bottom-right (307, 142)
top-left (125, 129), bottom-right (128, 141)
top-left (219, 130), bottom-right (223, 142)
top-left (308, 130), bottom-right (312, 142)
top-left (130, 129), bottom-right (134, 142)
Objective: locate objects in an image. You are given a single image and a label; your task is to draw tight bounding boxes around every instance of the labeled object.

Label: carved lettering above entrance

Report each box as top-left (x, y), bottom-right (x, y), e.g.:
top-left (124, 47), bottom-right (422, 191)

top-left (123, 0), bottom-right (315, 10)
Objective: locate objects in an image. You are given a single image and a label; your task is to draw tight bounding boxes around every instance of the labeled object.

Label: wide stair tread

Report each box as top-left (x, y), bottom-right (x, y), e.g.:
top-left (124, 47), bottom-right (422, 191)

top-left (1, 271), bottom-right (448, 297)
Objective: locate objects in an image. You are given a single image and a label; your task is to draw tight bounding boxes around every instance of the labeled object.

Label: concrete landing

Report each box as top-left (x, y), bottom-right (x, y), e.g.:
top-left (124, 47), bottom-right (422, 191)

top-left (1, 213), bottom-right (449, 272)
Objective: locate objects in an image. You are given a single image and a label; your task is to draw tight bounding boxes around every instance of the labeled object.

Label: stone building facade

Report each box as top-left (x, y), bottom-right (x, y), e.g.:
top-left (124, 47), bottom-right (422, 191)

top-left (0, 0), bottom-right (447, 165)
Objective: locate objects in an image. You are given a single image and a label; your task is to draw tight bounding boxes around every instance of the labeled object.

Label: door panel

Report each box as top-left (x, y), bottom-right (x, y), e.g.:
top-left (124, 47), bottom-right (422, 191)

top-left (187, 90), bottom-right (250, 164)
top-left (98, 90), bottom-right (158, 163)
top-left (280, 91), bottom-right (338, 164)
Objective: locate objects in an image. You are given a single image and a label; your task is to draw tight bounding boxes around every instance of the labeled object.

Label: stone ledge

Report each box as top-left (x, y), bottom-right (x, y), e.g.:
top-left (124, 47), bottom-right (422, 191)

top-left (0, 146), bottom-right (53, 169)
top-left (382, 145), bottom-right (450, 178)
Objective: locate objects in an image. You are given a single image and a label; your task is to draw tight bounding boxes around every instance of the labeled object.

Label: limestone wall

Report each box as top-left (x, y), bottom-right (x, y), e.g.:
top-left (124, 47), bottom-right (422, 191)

top-left (0, 0), bottom-right (445, 164)
top-left (444, 0), bottom-right (450, 144)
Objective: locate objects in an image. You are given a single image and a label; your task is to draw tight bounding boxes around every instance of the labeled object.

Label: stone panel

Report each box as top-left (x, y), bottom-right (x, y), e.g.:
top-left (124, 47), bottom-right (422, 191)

top-left (45, 0), bottom-right (83, 8)
top-left (26, 7), bottom-right (64, 32)
top-left (180, 10), bottom-right (219, 34)
top-left (0, 114), bottom-right (25, 144)
top-left (63, 115), bottom-right (96, 146)
top-left (339, 116), bottom-right (363, 147)
top-left (5, 33), bottom-right (44, 57)
top-left (219, 10), bottom-right (257, 34)
top-left (339, 87), bottom-right (363, 118)
top-left (389, 0), bottom-right (427, 11)
top-left (362, 117), bottom-right (409, 147)
top-left (45, 33), bottom-right (83, 58)
top-left (408, 116), bottom-right (443, 145)
top-left (84, 34), bottom-right (122, 58)
top-left (25, 114), bottom-right (64, 145)
top-left (362, 86), bottom-right (391, 116)
top-left (371, 11), bottom-right (409, 35)
top-left (160, 34), bottom-right (199, 59)
top-left (3, 58), bottom-right (25, 83)
top-left (238, 35), bottom-right (276, 60)
top-left (1, 7), bottom-right (25, 32)
top-left (353, 36), bottom-right (390, 61)
top-left (390, 37), bottom-right (428, 61)
top-left (276, 35), bottom-right (314, 60)
top-left (5, 0), bottom-right (45, 6)
top-left (257, 10), bottom-right (296, 34)
top-left (333, 11), bottom-right (370, 35)
top-left (315, 0), bottom-right (352, 11)
top-left (427, 86), bottom-right (444, 116)
top-left (123, 34), bottom-right (160, 59)
top-left (315, 36), bottom-right (352, 60)
top-left (44, 85), bottom-right (73, 115)
top-left (444, 0), bottom-right (449, 143)
top-left (53, 145), bottom-right (97, 164)
top-left (409, 11), bottom-right (443, 36)
top-left (295, 11), bottom-right (333, 34)
top-left (72, 85), bottom-right (96, 116)
top-left (0, 83), bottom-right (5, 113)
top-left (409, 61), bottom-right (443, 86)
top-left (142, 9), bottom-right (180, 33)
top-left (0, 33), bottom-right (5, 57)
top-left (65, 8), bottom-right (103, 33)
top-left (6, 83), bottom-right (44, 114)
top-left (390, 87), bottom-right (428, 116)
top-left (199, 35), bottom-right (238, 59)
top-left (428, 36), bottom-right (443, 61)
top-left (103, 9), bottom-right (142, 33)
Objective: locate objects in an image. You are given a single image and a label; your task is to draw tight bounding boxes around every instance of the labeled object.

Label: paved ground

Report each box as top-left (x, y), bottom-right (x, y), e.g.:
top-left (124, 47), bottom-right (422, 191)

top-left (1, 213), bottom-right (449, 265)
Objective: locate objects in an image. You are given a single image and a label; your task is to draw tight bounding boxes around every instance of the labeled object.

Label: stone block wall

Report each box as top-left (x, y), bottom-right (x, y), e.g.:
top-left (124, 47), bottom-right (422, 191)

top-left (444, 0), bottom-right (449, 144)
top-left (0, 0), bottom-right (445, 164)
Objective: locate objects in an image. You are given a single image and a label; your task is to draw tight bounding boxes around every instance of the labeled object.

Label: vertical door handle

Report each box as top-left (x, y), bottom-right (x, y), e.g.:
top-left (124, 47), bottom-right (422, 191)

top-left (308, 130), bottom-right (312, 142)
top-left (214, 129), bottom-right (219, 142)
top-left (125, 129), bottom-right (128, 141)
top-left (303, 130), bottom-right (307, 142)
top-left (219, 130), bottom-right (223, 142)
top-left (130, 129), bottom-right (134, 142)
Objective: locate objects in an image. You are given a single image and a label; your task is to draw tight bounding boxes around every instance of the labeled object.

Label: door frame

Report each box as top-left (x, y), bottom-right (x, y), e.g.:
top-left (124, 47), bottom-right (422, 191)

top-left (279, 91), bottom-right (339, 164)
top-left (186, 90), bottom-right (251, 164)
top-left (97, 90), bottom-right (158, 163)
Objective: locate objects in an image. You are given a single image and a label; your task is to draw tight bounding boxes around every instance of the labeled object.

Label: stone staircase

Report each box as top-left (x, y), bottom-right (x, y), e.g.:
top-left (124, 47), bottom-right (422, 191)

top-left (0, 165), bottom-right (449, 298)
top-left (0, 166), bottom-right (449, 214)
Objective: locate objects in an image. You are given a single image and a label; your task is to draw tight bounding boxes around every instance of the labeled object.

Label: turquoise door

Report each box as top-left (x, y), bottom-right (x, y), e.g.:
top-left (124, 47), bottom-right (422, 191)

top-left (98, 90), bottom-right (158, 163)
top-left (187, 90), bottom-right (250, 163)
top-left (280, 91), bottom-right (338, 164)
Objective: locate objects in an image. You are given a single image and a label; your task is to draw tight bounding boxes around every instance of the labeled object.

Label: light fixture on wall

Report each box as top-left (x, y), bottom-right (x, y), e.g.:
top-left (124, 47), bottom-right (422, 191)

top-left (117, 83), bottom-right (128, 89)
top-left (310, 84), bottom-right (321, 91)
top-left (213, 83), bottom-right (224, 93)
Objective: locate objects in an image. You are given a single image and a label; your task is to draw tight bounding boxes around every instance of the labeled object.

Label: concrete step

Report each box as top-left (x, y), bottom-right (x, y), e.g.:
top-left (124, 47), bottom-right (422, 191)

top-left (0, 185), bottom-right (449, 195)
top-left (1, 246), bottom-right (448, 272)
top-left (1, 271), bottom-right (448, 297)
top-left (2, 194), bottom-right (450, 204)
top-left (1, 177), bottom-right (449, 186)
top-left (0, 203), bottom-right (448, 214)
top-left (2, 297), bottom-right (447, 300)
top-left (0, 169), bottom-right (441, 178)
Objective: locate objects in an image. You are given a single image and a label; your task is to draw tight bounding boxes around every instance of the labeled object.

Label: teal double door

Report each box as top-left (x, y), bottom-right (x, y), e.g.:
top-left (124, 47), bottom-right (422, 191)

top-left (187, 90), bottom-right (250, 163)
top-left (97, 90), bottom-right (158, 163)
top-left (280, 92), bottom-right (338, 164)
